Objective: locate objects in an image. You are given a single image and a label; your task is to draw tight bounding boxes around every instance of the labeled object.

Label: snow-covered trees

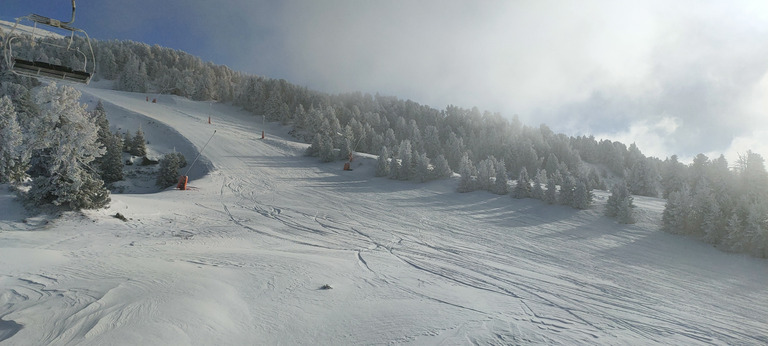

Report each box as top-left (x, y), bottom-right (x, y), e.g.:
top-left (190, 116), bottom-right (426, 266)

top-left (662, 188), bottom-right (691, 234)
top-left (493, 160), bottom-right (508, 195)
top-left (305, 133), bottom-right (322, 157)
top-left (477, 157), bottom-right (497, 192)
top-left (25, 84), bottom-right (110, 209)
top-left (319, 135), bottom-right (335, 162)
top-left (605, 182), bottom-right (635, 224)
top-left (29, 34), bottom-right (767, 256)
top-left (544, 177), bottom-right (558, 204)
top-left (457, 153), bottom-right (476, 193)
top-left (531, 169), bottom-right (546, 200)
top-left (130, 128), bottom-right (148, 157)
top-left (100, 131), bottom-right (124, 184)
top-left (628, 159), bottom-right (659, 197)
top-left (572, 180), bottom-right (593, 210)
top-left (375, 147), bottom-right (390, 177)
top-left (156, 152), bottom-right (187, 188)
top-left (0, 96), bottom-right (26, 183)
top-left (414, 152), bottom-right (431, 183)
top-left (432, 155), bottom-right (452, 180)
top-left (513, 167), bottom-right (531, 199)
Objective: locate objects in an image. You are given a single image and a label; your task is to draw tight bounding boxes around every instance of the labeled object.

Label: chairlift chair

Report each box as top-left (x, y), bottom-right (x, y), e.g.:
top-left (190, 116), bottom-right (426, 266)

top-left (2, 0), bottom-right (95, 84)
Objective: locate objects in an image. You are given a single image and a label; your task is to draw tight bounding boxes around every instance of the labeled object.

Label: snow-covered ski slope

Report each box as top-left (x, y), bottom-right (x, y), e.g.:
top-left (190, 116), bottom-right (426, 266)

top-left (1, 85), bottom-right (767, 345)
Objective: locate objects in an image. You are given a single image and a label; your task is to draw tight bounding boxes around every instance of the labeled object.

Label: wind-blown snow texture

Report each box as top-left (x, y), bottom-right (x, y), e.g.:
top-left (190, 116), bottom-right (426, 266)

top-left (1, 85), bottom-right (767, 345)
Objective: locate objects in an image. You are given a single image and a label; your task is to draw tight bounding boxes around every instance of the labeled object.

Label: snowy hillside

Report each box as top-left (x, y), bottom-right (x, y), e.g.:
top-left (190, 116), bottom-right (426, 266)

top-left (0, 19), bottom-right (63, 40)
top-left (1, 85), bottom-right (767, 345)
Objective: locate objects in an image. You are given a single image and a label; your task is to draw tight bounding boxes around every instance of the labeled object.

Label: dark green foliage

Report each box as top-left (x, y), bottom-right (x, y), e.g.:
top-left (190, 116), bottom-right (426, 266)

top-left (100, 131), bottom-right (124, 184)
top-left (131, 129), bottom-right (147, 157)
top-left (156, 152), bottom-right (187, 188)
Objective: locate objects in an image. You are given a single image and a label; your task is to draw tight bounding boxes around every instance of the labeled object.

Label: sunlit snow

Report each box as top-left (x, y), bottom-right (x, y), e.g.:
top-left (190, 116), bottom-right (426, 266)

top-left (1, 84), bottom-right (766, 345)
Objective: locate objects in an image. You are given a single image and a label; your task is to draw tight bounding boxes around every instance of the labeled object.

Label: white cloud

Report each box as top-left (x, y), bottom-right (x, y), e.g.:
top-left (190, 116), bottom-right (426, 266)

top-left (598, 116), bottom-right (683, 159)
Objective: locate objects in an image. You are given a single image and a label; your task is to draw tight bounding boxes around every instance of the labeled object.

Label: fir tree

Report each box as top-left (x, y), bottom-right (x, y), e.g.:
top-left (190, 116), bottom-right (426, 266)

top-left (414, 151), bottom-right (431, 183)
top-left (628, 159), bottom-right (658, 197)
top-left (476, 157), bottom-right (496, 192)
top-left (559, 175), bottom-right (576, 206)
top-left (662, 189), bottom-right (691, 234)
top-left (123, 130), bottom-right (134, 153)
top-left (100, 131), bottom-right (125, 184)
top-left (319, 135), bottom-right (335, 162)
top-left (26, 84), bottom-right (109, 209)
top-left (457, 152), bottom-right (476, 193)
top-left (432, 154), bottom-right (452, 180)
top-left (572, 180), bottom-right (593, 210)
top-left (397, 140), bottom-right (413, 180)
top-left (93, 100), bottom-right (110, 142)
top-left (157, 152), bottom-right (186, 188)
top-left (606, 181), bottom-right (634, 224)
top-left (0, 96), bottom-right (27, 183)
top-left (513, 167), bottom-right (531, 199)
top-left (131, 128), bottom-right (147, 157)
top-left (305, 133), bottom-right (322, 157)
top-left (544, 176), bottom-right (558, 204)
top-left (338, 137), bottom-right (352, 161)
top-left (531, 169), bottom-right (546, 200)
top-left (493, 160), bottom-right (508, 195)
top-left (375, 146), bottom-right (390, 177)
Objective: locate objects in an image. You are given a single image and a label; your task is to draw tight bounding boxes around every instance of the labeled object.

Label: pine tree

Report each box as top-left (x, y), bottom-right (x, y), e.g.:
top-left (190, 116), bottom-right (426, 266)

top-left (423, 125), bottom-right (441, 159)
top-left (157, 152), bottom-right (185, 188)
top-left (544, 176), bottom-right (558, 204)
top-left (319, 135), bottom-right (335, 162)
top-left (662, 189), bottom-right (691, 234)
top-left (744, 201), bottom-right (768, 258)
top-left (123, 130), bottom-right (134, 153)
top-left (457, 152), bottom-right (476, 193)
top-left (306, 133), bottom-right (322, 157)
top-left (397, 140), bottom-right (413, 180)
top-left (545, 153), bottom-right (560, 181)
top-left (701, 193), bottom-right (723, 244)
top-left (628, 159), bottom-right (659, 197)
top-left (513, 167), bottom-right (531, 199)
top-left (0, 96), bottom-right (27, 183)
top-left (432, 154), bottom-right (452, 180)
top-left (26, 84), bottom-right (110, 209)
top-left (493, 160), bottom-right (508, 195)
top-left (92, 100), bottom-right (110, 142)
top-left (606, 181), bottom-right (634, 223)
top-left (477, 157), bottom-right (496, 192)
top-left (617, 197), bottom-right (636, 224)
top-left (532, 169), bottom-right (546, 200)
top-left (131, 128), bottom-right (147, 157)
top-left (414, 151), bottom-right (431, 183)
top-left (338, 137), bottom-right (352, 161)
top-left (559, 175), bottom-right (576, 206)
top-left (572, 180), bottom-right (593, 210)
top-left (375, 146), bottom-right (390, 177)
top-left (100, 131), bottom-right (125, 184)
top-left (724, 213), bottom-right (744, 252)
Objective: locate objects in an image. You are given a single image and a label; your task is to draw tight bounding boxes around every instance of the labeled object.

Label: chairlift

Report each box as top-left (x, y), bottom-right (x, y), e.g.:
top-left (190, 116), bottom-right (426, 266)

top-left (2, 0), bottom-right (95, 84)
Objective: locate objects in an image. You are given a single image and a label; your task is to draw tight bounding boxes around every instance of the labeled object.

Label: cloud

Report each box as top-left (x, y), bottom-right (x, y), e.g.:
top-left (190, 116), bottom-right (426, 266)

top-left (597, 116), bottom-right (682, 159)
top-left (538, 1), bottom-right (768, 160)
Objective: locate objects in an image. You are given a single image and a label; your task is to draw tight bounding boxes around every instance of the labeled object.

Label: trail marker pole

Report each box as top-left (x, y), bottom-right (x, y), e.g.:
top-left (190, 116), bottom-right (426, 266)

top-left (178, 130), bottom-right (216, 190)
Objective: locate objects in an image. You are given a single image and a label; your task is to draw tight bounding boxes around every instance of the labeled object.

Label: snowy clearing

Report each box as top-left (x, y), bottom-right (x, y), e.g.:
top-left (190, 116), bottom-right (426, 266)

top-left (1, 85), bottom-right (767, 345)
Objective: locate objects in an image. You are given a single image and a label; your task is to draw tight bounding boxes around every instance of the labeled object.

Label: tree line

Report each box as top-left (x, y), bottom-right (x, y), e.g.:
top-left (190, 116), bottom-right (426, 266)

top-left (2, 32), bottom-right (766, 257)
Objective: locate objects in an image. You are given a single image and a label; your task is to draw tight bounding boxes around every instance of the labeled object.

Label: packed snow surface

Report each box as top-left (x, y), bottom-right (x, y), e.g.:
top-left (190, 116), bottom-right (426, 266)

top-left (1, 85), bottom-right (767, 345)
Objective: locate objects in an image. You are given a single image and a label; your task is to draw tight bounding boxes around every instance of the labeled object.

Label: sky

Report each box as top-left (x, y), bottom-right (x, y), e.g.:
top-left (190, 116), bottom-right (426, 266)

top-left (4, 0), bottom-right (768, 163)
